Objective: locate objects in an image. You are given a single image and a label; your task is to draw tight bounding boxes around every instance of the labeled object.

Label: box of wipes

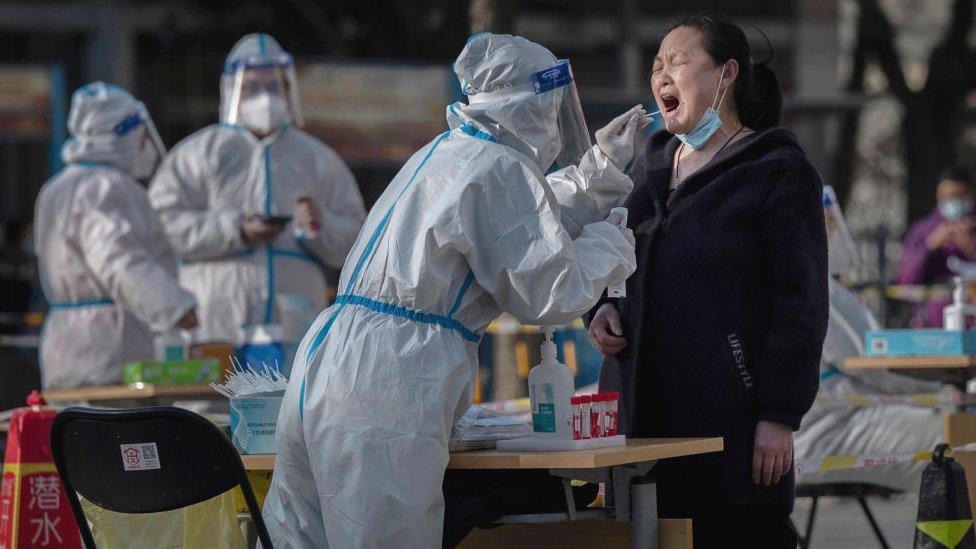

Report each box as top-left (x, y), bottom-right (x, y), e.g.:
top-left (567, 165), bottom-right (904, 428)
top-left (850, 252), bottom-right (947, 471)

top-left (229, 392), bottom-right (283, 455)
top-left (213, 362), bottom-right (287, 455)
top-left (865, 329), bottom-right (976, 357)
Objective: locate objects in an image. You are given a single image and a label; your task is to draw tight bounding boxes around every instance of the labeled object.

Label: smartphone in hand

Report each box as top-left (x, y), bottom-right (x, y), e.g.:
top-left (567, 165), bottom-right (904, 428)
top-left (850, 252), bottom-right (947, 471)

top-left (263, 215), bottom-right (293, 227)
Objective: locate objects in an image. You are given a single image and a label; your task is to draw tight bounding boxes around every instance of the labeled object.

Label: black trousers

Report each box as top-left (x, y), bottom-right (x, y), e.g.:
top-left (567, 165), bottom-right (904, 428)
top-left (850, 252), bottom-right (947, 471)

top-left (663, 504), bottom-right (798, 549)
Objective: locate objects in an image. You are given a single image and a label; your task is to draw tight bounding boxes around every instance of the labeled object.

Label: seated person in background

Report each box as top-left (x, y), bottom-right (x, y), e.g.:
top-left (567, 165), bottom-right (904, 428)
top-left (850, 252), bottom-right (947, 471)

top-left (897, 167), bottom-right (976, 326)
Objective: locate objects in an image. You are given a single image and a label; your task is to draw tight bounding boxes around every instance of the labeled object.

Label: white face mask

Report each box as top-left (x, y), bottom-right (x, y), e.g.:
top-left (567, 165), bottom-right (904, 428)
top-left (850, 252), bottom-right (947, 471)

top-left (939, 197), bottom-right (974, 220)
top-left (132, 139), bottom-right (160, 181)
top-left (238, 93), bottom-right (289, 135)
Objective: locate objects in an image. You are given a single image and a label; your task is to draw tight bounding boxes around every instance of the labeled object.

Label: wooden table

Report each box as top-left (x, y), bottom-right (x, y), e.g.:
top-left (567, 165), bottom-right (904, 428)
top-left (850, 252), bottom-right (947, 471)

top-left (844, 355), bottom-right (976, 390)
top-left (241, 438), bottom-right (722, 549)
top-left (242, 437), bottom-right (722, 472)
top-left (43, 383), bottom-right (221, 405)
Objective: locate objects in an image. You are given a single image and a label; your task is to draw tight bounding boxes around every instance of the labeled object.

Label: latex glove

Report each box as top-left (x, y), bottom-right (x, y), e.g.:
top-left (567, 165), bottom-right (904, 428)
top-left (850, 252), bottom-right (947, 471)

top-left (176, 308), bottom-right (198, 330)
top-left (294, 196), bottom-right (322, 237)
top-left (595, 104), bottom-right (652, 170)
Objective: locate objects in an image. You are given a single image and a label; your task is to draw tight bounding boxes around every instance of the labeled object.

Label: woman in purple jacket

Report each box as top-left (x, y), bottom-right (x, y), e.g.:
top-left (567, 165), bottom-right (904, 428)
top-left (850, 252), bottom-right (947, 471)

top-left (897, 168), bottom-right (976, 326)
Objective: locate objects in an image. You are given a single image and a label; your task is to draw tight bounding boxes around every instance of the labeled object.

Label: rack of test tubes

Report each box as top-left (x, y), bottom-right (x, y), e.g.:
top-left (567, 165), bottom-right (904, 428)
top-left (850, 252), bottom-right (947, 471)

top-left (571, 392), bottom-right (619, 441)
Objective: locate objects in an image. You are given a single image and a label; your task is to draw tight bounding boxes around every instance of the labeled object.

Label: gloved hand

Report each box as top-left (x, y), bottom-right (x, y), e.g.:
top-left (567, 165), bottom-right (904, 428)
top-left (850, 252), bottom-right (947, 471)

top-left (176, 308), bottom-right (199, 330)
top-left (294, 196), bottom-right (322, 237)
top-left (595, 104), bottom-right (652, 170)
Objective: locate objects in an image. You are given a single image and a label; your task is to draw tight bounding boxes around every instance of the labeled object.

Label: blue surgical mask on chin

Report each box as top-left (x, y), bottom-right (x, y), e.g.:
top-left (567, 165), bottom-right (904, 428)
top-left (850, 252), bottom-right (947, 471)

top-left (675, 70), bottom-right (729, 150)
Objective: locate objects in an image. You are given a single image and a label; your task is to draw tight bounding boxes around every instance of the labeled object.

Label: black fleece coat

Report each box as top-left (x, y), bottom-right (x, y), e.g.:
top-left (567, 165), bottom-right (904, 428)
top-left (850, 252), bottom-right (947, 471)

top-left (599, 127), bottom-right (828, 511)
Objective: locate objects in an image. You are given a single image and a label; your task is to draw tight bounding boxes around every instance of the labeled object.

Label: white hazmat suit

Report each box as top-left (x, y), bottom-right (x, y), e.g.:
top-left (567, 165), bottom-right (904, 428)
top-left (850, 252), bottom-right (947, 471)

top-left (148, 33), bottom-right (366, 343)
top-left (35, 82), bottom-right (196, 389)
top-left (263, 33), bottom-right (638, 547)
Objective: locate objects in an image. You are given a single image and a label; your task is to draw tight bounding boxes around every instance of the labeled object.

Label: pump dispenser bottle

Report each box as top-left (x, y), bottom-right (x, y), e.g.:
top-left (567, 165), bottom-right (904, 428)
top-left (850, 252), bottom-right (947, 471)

top-left (945, 277), bottom-right (976, 331)
top-left (528, 328), bottom-right (575, 438)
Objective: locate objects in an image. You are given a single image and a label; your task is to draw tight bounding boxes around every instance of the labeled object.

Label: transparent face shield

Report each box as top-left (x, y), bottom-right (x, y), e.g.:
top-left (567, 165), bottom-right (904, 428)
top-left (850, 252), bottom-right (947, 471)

top-left (223, 52), bottom-right (304, 128)
top-left (823, 185), bottom-right (860, 276)
top-left (532, 60), bottom-right (592, 168)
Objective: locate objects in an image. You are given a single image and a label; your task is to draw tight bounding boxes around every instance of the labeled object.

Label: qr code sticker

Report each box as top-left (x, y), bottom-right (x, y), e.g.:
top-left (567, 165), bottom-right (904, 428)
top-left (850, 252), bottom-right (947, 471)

top-left (870, 337), bottom-right (888, 354)
top-left (120, 442), bottom-right (161, 471)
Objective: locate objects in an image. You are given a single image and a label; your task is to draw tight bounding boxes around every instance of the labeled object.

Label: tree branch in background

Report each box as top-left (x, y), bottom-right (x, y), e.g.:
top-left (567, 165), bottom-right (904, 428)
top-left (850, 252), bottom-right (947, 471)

top-left (833, 2), bottom-right (868, 206)
top-left (858, 0), bottom-right (911, 101)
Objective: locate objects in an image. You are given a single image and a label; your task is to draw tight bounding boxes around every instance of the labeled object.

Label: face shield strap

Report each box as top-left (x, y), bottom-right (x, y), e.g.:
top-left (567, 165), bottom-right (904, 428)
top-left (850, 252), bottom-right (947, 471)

top-left (223, 52), bottom-right (294, 74)
top-left (532, 61), bottom-right (574, 94)
top-left (70, 106), bottom-right (164, 158)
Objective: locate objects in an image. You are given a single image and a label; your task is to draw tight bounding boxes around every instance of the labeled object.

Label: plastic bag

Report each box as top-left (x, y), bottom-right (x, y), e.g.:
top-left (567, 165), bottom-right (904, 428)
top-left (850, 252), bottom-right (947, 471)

top-left (81, 489), bottom-right (244, 549)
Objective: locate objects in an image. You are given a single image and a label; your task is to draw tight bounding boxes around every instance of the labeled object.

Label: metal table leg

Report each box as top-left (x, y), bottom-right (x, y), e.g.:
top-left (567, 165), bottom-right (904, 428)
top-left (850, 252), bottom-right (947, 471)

top-left (631, 476), bottom-right (658, 549)
top-left (548, 461), bottom-right (658, 549)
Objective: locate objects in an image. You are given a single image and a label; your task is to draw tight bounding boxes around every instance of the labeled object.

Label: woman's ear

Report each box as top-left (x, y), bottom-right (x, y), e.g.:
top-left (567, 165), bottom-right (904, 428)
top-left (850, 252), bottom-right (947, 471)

top-left (723, 59), bottom-right (740, 89)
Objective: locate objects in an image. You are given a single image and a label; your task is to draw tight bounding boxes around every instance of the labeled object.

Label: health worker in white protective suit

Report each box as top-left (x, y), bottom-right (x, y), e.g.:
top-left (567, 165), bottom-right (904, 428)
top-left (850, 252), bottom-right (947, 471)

top-left (35, 82), bottom-right (198, 389)
top-left (148, 33), bottom-right (366, 343)
top-left (263, 32), bottom-right (647, 548)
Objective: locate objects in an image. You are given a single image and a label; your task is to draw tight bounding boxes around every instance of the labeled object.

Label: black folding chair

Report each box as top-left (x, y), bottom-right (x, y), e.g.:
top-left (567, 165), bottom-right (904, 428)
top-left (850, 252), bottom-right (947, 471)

top-left (49, 406), bottom-right (272, 548)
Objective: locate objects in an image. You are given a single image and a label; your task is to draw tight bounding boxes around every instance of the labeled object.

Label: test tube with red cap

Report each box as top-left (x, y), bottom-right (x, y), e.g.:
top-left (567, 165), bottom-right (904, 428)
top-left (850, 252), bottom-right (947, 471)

top-left (579, 395), bottom-right (592, 439)
top-left (570, 396), bottom-right (583, 440)
top-left (605, 391), bottom-right (620, 436)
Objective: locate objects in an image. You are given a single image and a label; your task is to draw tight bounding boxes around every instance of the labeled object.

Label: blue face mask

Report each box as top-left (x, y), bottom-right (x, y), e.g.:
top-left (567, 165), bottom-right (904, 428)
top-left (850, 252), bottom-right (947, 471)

top-left (675, 70), bottom-right (729, 150)
top-left (939, 197), bottom-right (974, 220)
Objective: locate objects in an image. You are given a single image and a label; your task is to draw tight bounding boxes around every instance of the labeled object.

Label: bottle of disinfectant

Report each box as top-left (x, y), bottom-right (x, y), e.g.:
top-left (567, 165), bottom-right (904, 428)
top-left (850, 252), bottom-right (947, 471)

top-left (945, 276), bottom-right (976, 330)
top-left (528, 328), bottom-right (574, 438)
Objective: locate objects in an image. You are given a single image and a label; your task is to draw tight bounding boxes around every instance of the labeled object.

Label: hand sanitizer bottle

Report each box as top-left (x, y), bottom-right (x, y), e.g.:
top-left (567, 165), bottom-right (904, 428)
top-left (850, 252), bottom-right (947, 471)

top-left (944, 277), bottom-right (976, 331)
top-left (528, 328), bottom-right (574, 438)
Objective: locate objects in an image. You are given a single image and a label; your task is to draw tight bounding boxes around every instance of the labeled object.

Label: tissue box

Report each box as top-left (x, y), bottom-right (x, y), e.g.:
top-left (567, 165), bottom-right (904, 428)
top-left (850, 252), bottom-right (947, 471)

top-left (865, 329), bottom-right (976, 356)
top-left (123, 359), bottom-right (221, 385)
top-left (230, 393), bottom-right (283, 454)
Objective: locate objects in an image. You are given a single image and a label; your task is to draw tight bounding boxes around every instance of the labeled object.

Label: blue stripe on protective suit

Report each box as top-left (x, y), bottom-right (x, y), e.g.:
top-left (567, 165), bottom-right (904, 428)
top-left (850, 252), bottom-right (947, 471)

top-left (448, 270), bottom-right (475, 317)
top-left (48, 298), bottom-right (114, 309)
top-left (299, 129), bottom-right (479, 421)
top-left (263, 145), bottom-right (275, 324)
top-left (335, 294), bottom-right (479, 342)
top-left (458, 123), bottom-right (496, 142)
top-left (342, 131), bottom-right (452, 295)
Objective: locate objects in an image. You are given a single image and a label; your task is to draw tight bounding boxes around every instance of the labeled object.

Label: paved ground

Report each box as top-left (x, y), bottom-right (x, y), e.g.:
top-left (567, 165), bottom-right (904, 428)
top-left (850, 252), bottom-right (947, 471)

top-left (792, 493), bottom-right (919, 549)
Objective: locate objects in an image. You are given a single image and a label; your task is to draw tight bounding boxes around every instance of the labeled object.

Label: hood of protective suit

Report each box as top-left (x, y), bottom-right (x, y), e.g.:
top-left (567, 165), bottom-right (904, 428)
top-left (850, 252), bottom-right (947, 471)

top-left (60, 82), bottom-right (150, 177)
top-left (450, 33), bottom-right (563, 171)
top-left (220, 33), bottom-right (288, 124)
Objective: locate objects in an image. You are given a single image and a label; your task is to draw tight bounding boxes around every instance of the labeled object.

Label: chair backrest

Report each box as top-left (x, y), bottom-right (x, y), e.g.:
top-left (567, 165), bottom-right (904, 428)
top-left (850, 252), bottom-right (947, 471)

top-left (50, 406), bottom-right (272, 548)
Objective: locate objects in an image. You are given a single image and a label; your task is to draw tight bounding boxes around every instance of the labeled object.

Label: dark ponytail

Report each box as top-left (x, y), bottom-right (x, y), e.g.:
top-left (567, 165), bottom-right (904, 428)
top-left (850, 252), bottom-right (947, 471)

top-left (663, 13), bottom-right (782, 131)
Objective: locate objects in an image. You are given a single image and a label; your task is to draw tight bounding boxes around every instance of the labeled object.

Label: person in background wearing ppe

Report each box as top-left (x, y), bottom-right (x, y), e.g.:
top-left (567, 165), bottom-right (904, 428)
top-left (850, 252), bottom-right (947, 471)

top-left (897, 167), bottom-right (976, 326)
top-left (262, 32), bottom-right (644, 548)
top-left (34, 82), bottom-right (198, 389)
top-left (149, 33), bottom-right (366, 343)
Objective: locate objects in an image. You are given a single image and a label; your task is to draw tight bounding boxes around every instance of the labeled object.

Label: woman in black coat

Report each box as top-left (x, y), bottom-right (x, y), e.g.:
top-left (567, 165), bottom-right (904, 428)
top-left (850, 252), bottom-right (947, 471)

top-left (588, 14), bottom-right (828, 548)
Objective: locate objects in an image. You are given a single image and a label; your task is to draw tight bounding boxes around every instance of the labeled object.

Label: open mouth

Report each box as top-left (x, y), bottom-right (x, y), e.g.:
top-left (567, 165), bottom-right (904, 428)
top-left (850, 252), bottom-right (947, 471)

top-left (662, 94), bottom-right (679, 114)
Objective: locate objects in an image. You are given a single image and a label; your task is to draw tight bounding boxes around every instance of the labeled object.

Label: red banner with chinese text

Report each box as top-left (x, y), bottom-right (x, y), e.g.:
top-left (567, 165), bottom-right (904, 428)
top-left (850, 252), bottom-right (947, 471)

top-left (0, 401), bottom-right (81, 549)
